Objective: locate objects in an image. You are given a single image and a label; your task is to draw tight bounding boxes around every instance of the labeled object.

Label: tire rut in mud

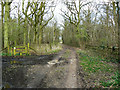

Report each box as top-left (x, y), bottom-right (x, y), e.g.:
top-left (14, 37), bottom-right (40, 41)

top-left (38, 59), bottom-right (69, 88)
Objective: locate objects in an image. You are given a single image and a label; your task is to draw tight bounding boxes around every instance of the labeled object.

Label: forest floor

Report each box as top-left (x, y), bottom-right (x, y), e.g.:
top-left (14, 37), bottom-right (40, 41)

top-left (2, 45), bottom-right (118, 88)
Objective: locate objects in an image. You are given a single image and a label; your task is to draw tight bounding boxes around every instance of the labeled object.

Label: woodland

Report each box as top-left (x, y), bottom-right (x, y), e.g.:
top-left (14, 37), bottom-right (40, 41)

top-left (0, 0), bottom-right (119, 54)
top-left (0, 0), bottom-right (120, 88)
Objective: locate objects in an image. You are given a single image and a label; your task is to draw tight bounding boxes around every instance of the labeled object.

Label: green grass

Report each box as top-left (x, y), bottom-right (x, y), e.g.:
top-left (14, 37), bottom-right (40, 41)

top-left (77, 50), bottom-right (119, 88)
top-left (1, 46), bottom-right (61, 56)
top-left (44, 49), bottom-right (61, 55)
top-left (0, 53), bottom-right (8, 56)
top-left (77, 52), bottom-right (114, 73)
top-left (100, 71), bottom-right (120, 88)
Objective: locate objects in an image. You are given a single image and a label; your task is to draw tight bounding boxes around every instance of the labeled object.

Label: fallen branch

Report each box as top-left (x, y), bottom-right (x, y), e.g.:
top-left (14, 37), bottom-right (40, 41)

top-left (29, 47), bottom-right (37, 53)
top-left (0, 47), bottom-right (7, 53)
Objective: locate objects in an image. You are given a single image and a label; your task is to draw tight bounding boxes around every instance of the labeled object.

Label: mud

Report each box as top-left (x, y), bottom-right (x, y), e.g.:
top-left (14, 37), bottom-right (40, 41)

top-left (3, 45), bottom-right (116, 88)
top-left (2, 45), bottom-right (72, 88)
top-left (2, 54), bottom-right (57, 88)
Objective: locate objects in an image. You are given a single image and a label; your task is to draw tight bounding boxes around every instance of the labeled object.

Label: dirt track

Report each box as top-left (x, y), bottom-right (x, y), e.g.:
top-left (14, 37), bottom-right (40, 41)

top-left (66, 49), bottom-right (77, 88)
top-left (2, 45), bottom-right (85, 88)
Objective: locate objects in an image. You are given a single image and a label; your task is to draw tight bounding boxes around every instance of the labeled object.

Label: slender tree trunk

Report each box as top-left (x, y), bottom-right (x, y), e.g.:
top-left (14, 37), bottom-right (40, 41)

top-left (24, 17), bottom-right (27, 45)
top-left (33, 14), bottom-right (38, 44)
top-left (34, 28), bottom-right (37, 44)
top-left (39, 33), bottom-right (42, 46)
top-left (41, 29), bottom-right (44, 43)
top-left (1, 1), bottom-right (4, 48)
top-left (28, 25), bottom-right (30, 44)
top-left (39, 27), bottom-right (43, 46)
top-left (18, 4), bottom-right (21, 45)
top-left (38, 25), bottom-right (43, 45)
top-left (24, 33), bottom-right (26, 45)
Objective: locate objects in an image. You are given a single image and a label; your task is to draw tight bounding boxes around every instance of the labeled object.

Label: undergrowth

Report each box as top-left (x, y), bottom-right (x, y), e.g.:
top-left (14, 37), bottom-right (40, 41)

top-left (77, 50), bottom-right (119, 88)
top-left (100, 71), bottom-right (120, 88)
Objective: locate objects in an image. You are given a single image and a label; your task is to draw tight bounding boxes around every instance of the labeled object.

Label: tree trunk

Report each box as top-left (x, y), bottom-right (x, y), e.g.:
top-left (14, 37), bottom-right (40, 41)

top-left (18, 4), bottom-right (21, 45)
top-left (4, 1), bottom-right (9, 48)
top-left (39, 28), bottom-right (42, 46)
top-left (41, 29), bottom-right (44, 43)
top-left (1, 1), bottom-right (4, 48)
top-left (24, 17), bottom-right (27, 45)
top-left (28, 25), bottom-right (30, 44)
top-left (24, 33), bottom-right (26, 45)
top-left (34, 28), bottom-right (37, 44)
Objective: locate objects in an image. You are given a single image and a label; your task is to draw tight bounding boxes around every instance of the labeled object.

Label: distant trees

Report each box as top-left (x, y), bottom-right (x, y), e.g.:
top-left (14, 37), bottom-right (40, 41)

top-left (94, 2), bottom-right (118, 47)
top-left (1, 0), bottom-right (118, 53)
top-left (62, 0), bottom-right (118, 49)
top-left (61, 0), bottom-right (91, 48)
top-left (62, 19), bottom-right (79, 46)
top-left (43, 21), bottom-right (60, 49)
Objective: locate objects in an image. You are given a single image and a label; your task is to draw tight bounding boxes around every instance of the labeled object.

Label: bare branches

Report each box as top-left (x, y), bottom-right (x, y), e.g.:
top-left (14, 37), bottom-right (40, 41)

top-left (61, 0), bottom-right (91, 28)
top-left (21, 0), bottom-right (55, 43)
top-left (42, 10), bottom-right (54, 29)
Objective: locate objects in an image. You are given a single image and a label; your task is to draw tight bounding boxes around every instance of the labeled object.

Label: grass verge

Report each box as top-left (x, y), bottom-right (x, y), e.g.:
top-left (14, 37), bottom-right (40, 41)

top-left (77, 50), bottom-right (119, 88)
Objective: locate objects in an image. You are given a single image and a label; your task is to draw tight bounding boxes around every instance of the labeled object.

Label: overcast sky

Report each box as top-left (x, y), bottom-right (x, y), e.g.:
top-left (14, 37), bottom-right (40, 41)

top-left (1, 0), bottom-right (120, 26)
top-left (53, 0), bottom-right (110, 25)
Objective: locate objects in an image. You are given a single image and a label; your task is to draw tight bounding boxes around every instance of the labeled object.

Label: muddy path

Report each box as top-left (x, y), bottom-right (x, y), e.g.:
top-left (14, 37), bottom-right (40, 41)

top-left (65, 49), bottom-right (77, 88)
top-left (2, 45), bottom-right (84, 88)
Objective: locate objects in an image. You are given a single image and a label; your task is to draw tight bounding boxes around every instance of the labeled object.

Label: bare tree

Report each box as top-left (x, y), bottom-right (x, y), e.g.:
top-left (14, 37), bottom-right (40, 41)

top-left (22, 0), bottom-right (55, 44)
top-left (61, 0), bottom-right (91, 48)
